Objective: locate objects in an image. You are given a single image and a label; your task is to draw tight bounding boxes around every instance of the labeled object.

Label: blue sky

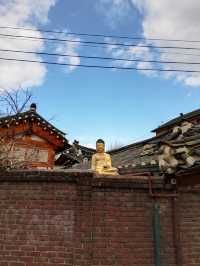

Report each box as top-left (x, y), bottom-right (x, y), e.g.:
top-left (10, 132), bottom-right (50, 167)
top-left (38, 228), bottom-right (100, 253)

top-left (1, 0), bottom-right (200, 148)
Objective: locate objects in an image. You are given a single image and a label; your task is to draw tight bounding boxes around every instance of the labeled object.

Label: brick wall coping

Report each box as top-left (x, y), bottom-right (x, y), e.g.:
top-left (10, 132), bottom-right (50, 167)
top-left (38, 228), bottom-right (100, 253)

top-left (0, 169), bottom-right (92, 182)
top-left (0, 170), bottom-right (167, 190)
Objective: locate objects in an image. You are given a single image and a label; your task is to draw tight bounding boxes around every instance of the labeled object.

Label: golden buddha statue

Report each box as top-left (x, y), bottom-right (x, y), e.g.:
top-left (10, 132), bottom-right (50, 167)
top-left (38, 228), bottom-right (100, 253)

top-left (91, 139), bottom-right (118, 175)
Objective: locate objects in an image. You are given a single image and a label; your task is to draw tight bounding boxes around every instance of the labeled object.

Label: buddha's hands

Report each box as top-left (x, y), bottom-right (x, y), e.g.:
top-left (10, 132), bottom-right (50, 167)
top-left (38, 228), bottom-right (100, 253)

top-left (103, 163), bottom-right (110, 169)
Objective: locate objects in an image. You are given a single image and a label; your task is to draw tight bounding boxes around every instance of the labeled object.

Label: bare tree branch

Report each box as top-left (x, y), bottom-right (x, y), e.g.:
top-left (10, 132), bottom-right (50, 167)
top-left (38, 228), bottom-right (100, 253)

top-left (19, 89), bottom-right (32, 113)
top-left (0, 88), bottom-right (33, 171)
top-left (0, 88), bottom-right (32, 115)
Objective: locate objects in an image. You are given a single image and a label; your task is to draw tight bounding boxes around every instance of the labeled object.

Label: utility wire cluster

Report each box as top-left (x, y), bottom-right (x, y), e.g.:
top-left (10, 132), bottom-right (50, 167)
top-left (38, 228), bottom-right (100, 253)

top-left (0, 25), bottom-right (200, 73)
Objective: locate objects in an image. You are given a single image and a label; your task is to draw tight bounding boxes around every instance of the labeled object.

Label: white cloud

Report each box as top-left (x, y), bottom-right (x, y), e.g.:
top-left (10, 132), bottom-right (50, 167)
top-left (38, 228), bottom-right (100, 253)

top-left (0, 0), bottom-right (57, 91)
top-left (133, 0), bottom-right (200, 86)
top-left (97, 0), bottom-right (132, 27)
top-left (56, 34), bottom-right (80, 72)
top-left (104, 38), bottom-right (156, 75)
top-left (100, 0), bottom-right (200, 87)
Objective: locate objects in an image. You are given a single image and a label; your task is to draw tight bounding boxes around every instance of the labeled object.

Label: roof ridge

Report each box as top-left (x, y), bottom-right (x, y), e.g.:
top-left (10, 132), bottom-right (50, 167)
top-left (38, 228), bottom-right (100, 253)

top-left (0, 109), bottom-right (66, 136)
top-left (152, 107), bottom-right (200, 132)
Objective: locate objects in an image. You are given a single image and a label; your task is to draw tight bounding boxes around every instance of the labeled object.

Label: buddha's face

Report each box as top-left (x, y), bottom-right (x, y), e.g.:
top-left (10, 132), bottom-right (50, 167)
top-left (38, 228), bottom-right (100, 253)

top-left (96, 142), bottom-right (105, 153)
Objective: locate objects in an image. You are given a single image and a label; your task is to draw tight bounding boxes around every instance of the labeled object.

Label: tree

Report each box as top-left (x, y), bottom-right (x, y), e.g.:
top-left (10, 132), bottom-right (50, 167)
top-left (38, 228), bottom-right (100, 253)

top-left (0, 89), bottom-right (33, 171)
top-left (0, 89), bottom-right (32, 116)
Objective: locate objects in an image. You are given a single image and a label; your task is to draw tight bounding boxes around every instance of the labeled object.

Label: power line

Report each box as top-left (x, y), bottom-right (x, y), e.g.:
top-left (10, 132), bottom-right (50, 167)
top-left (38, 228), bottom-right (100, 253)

top-left (1, 48), bottom-right (200, 66)
top-left (0, 32), bottom-right (200, 51)
top-left (1, 25), bottom-right (200, 44)
top-left (2, 33), bottom-right (200, 59)
top-left (1, 56), bottom-right (200, 73)
top-left (151, 50), bottom-right (200, 58)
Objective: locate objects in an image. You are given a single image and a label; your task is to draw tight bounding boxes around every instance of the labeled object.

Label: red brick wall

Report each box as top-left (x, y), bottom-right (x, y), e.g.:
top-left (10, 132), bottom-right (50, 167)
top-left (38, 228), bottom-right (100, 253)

top-left (179, 191), bottom-right (200, 266)
top-left (91, 188), bottom-right (154, 266)
top-left (0, 177), bottom-right (76, 265)
top-left (0, 171), bottom-right (199, 266)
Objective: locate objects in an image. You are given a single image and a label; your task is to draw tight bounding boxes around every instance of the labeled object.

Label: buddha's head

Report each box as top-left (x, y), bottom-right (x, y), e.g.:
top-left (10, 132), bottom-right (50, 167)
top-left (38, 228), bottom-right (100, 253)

top-left (96, 139), bottom-right (105, 153)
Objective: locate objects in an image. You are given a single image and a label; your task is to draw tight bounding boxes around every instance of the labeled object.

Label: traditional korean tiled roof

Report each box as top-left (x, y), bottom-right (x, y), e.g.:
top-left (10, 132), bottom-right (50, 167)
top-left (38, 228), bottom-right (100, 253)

top-left (77, 143), bottom-right (96, 154)
top-left (112, 121), bottom-right (200, 174)
top-left (108, 136), bottom-right (160, 175)
top-left (55, 140), bottom-right (95, 168)
top-left (71, 119), bottom-right (200, 176)
top-left (0, 103), bottom-right (70, 152)
top-left (70, 135), bottom-right (164, 174)
top-left (152, 108), bottom-right (200, 132)
top-left (53, 106), bottom-right (200, 177)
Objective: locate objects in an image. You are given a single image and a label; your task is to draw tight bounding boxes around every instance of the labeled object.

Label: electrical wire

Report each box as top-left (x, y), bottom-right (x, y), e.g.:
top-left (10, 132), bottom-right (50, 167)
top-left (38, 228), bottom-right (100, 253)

top-left (1, 25), bottom-right (200, 44)
top-left (0, 32), bottom-right (200, 51)
top-left (1, 33), bottom-right (200, 59)
top-left (1, 56), bottom-right (200, 73)
top-left (1, 48), bottom-right (200, 66)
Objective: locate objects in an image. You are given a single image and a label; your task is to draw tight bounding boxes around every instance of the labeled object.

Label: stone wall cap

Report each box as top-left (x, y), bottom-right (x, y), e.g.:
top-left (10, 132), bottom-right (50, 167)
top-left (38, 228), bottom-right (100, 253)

top-left (0, 170), bottom-right (165, 190)
top-left (0, 169), bottom-right (94, 182)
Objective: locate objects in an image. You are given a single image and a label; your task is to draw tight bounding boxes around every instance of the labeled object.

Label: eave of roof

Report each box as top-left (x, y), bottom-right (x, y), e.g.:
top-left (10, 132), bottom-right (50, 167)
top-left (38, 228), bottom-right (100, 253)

top-left (0, 109), bottom-right (71, 152)
top-left (78, 144), bottom-right (96, 153)
top-left (108, 133), bottom-right (166, 154)
top-left (152, 108), bottom-right (200, 132)
top-left (0, 110), bottom-right (66, 135)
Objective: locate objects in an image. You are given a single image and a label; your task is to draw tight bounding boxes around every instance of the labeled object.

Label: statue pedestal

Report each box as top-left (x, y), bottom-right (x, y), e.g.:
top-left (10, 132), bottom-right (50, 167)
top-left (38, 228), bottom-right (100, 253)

top-left (94, 173), bottom-right (121, 178)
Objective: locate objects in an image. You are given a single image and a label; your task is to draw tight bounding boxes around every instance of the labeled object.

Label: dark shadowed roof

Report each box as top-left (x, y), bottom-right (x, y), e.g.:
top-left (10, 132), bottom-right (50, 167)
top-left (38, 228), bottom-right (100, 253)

top-left (71, 134), bottom-right (166, 175)
top-left (77, 144), bottom-right (96, 154)
top-left (152, 108), bottom-right (200, 132)
top-left (55, 142), bottom-right (95, 168)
